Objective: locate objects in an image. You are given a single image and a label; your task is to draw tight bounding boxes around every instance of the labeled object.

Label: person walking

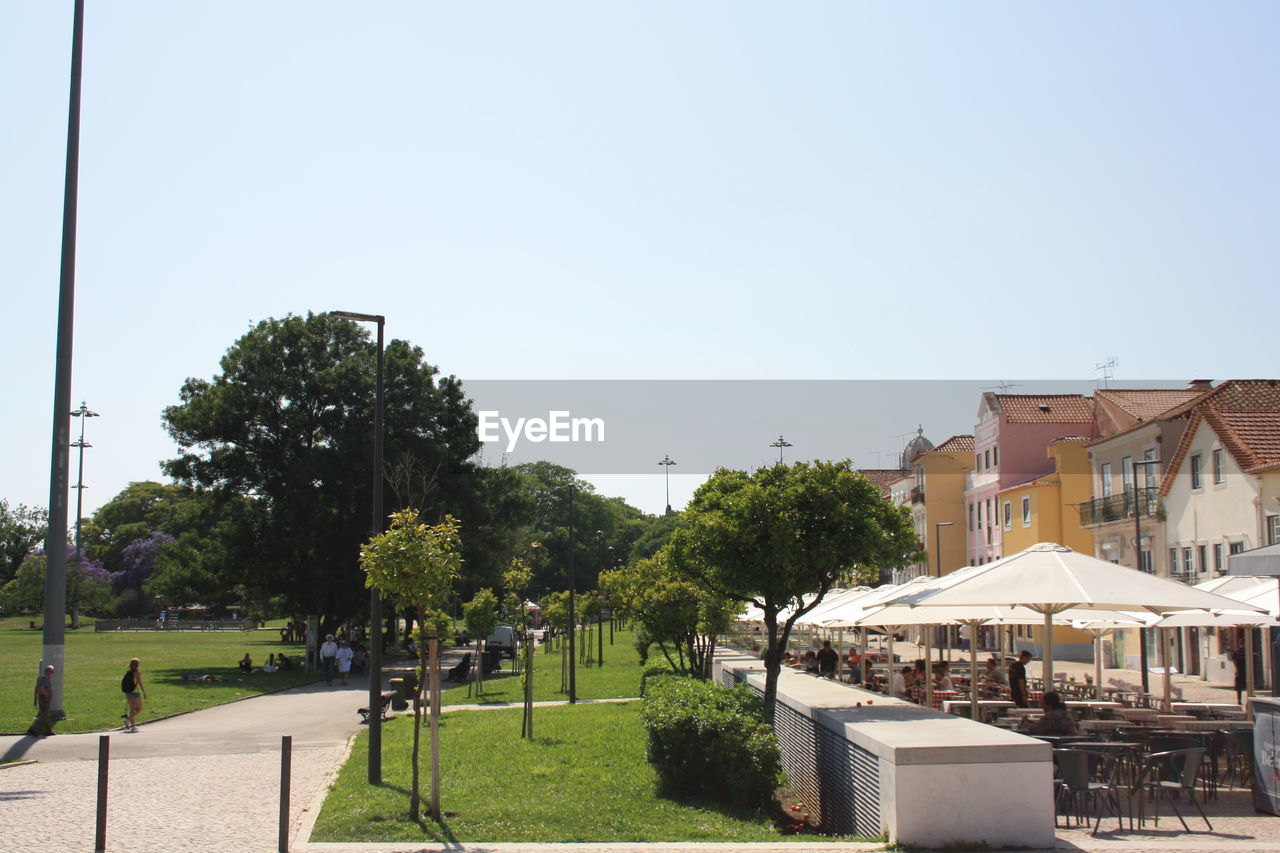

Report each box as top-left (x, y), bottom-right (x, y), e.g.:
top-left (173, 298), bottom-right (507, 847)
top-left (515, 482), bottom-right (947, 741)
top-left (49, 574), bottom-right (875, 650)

top-left (320, 634), bottom-right (338, 686)
top-left (28, 665), bottom-right (55, 737)
top-left (336, 640), bottom-right (354, 686)
top-left (1009, 650), bottom-right (1032, 708)
top-left (121, 658), bottom-right (148, 732)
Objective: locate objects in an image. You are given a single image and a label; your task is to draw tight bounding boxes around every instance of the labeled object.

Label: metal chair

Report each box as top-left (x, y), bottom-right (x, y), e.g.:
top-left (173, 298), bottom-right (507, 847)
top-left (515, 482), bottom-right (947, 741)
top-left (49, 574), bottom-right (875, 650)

top-left (1222, 729), bottom-right (1254, 789)
top-left (1139, 747), bottom-right (1212, 832)
top-left (1054, 749), bottom-right (1126, 833)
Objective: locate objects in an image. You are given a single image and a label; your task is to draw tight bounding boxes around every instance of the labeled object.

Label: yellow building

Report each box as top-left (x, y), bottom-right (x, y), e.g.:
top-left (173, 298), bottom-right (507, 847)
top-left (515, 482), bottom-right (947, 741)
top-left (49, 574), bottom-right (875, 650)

top-left (909, 435), bottom-right (974, 579)
top-left (997, 437), bottom-right (1095, 661)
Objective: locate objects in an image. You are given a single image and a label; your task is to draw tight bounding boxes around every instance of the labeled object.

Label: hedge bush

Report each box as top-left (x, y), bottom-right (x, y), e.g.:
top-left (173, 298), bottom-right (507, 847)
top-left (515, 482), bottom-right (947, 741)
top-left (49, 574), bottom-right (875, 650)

top-left (641, 675), bottom-right (784, 809)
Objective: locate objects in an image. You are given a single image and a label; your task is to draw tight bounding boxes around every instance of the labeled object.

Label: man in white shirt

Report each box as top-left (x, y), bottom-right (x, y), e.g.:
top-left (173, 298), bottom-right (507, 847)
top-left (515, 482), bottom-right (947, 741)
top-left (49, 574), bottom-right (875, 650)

top-left (320, 634), bottom-right (338, 686)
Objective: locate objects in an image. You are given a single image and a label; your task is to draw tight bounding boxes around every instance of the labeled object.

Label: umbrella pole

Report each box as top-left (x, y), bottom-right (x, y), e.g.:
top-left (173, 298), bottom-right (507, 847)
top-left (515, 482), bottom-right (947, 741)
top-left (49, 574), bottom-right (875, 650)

top-left (860, 627), bottom-right (869, 685)
top-left (1247, 627), bottom-right (1257, 717)
top-left (1042, 610), bottom-right (1054, 694)
top-left (1094, 632), bottom-right (1104, 701)
top-left (925, 631), bottom-right (934, 710)
top-left (969, 620), bottom-right (980, 722)
top-left (886, 629), bottom-right (895, 693)
top-left (1160, 627), bottom-right (1172, 712)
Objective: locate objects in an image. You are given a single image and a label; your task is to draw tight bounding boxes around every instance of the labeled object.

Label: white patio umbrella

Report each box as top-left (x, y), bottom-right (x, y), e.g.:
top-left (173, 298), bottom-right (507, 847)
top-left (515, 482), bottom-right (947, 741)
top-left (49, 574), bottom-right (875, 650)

top-left (889, 542), bottom-right (1266, 703)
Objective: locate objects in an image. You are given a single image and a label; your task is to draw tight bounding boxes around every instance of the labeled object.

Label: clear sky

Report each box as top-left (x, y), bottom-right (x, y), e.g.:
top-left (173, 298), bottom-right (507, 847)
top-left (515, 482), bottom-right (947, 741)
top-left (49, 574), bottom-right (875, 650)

top-left (3, 2), bottom-right (1277, 519)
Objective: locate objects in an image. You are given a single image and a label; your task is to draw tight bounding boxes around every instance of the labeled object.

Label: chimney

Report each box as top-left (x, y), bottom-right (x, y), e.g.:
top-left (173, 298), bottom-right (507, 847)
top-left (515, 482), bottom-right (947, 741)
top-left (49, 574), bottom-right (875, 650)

top-left (1188, 379), bottom-right (1213, 391)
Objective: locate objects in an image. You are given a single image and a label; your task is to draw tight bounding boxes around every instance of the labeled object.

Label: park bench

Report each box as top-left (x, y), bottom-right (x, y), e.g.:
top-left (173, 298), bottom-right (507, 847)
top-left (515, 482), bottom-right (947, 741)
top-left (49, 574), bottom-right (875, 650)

top-left (358, 690), bottom-right (397, 723)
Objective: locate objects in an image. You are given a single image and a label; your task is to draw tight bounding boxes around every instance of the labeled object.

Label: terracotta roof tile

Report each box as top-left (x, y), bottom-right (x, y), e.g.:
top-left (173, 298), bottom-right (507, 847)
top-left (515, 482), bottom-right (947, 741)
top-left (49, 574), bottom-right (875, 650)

top-left (858, 469), bottom-right (911, 487)
top-left (996, 394), bottom-right (1095, 423)
top-left (1159, 381), bottom-right (1280, 492)
top-left (931, 435), bottom-right (976, 453)
top-left (1094, 388), bottom-right (1206, 422)
top-left (1158, 380), bottom-right (1280, 419)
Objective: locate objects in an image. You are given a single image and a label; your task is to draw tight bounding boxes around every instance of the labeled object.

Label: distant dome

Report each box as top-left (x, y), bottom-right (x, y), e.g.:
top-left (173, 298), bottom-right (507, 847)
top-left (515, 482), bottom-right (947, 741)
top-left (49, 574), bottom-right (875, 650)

top-left (901, 426), bottom-right (934, 465)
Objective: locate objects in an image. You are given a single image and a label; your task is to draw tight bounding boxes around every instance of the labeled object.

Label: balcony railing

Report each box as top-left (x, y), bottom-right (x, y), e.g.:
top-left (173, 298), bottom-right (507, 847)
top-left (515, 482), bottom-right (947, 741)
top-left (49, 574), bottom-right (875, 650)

top-left (910, 486), bottom-right (925, 504)
top-left (1078, 488), bottom-right (1161, 527)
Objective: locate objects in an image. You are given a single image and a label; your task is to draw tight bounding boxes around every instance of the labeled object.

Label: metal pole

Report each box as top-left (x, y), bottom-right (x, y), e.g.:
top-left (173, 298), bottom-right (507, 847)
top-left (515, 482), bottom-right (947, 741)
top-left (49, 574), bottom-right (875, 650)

top-left (95, 735), bottom-right (108, 853)
top-left (43, 0), bottom-right (86, 723)
top-left (568, 485), bottom-right (576, 703)
top-left (428, 630), bottom-right (441, 820)
top-left (369, 318), bottom-right (384, 783)
top-left (278, 735), bottom-right (292, 853)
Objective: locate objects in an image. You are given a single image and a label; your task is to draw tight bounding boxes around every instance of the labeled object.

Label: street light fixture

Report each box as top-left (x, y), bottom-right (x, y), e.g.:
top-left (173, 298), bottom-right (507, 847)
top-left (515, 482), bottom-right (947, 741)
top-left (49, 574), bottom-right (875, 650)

top-left (328, 310), bottom-right (385, 784)
top-left (70, 402), bottom-right (98, 627)
top-left (770, 435), bottom-right (792, 465)
top-left (657, 454), bottom-right (676, 515)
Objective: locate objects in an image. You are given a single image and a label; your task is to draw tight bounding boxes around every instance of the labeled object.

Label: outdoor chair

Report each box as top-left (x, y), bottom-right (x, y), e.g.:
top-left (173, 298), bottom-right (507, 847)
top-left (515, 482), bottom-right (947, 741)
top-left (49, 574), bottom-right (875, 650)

top-left (1222, 729), bottom-right (1254, 789)
top-left (1054, 749), bottom-right (1126, 834)
top-left (1139, 747), bottom-right (1212, 832)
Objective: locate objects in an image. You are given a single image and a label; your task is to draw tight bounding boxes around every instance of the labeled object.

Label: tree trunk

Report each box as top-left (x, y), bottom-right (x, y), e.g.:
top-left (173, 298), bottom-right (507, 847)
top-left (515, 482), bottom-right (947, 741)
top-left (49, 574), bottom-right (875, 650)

top-left (762, 614), bottom-right (781, 724)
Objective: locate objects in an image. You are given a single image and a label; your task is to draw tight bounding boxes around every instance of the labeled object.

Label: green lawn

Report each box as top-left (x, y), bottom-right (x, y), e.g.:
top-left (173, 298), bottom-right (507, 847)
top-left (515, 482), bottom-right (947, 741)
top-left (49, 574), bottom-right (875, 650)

top-left (0, 617), bottom-right (316, 733)
top-left (311, 701), bottom-right (794, 843)
top-left (440, 627), bottom-right (646, 706)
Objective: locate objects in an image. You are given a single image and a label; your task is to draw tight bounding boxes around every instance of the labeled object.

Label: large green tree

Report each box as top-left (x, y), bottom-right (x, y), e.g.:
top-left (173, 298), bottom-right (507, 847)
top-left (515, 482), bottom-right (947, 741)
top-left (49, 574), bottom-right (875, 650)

top-left (162, 313), bottom-right (479, 630)
top-left (667, 460), bottom-right (919, 718)
top-left (0, 500), bottom-right (48, 584)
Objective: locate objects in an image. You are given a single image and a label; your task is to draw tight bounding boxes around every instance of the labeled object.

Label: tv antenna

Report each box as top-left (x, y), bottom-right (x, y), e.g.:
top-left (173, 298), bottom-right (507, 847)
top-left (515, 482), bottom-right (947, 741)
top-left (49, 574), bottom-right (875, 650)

top-left (1095, 357), bottom-right (1118, 389)
top-left (981, 381), bottom-right (1023, 393)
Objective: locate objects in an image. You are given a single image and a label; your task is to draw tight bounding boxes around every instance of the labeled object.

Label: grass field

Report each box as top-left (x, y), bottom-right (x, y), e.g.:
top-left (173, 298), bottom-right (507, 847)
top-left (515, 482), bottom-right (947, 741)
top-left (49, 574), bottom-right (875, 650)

top-left (311, 701), bottom-right (792, 843)
top-left (440, 627), bottom-right (646, 706)
top-left (0, 616), bottom-right (316, 734)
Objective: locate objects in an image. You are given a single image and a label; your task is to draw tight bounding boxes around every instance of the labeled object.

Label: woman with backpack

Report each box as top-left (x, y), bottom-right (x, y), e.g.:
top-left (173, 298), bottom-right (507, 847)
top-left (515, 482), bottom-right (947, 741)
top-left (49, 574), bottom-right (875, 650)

top-left (121, 658), bottom-right (148, 732)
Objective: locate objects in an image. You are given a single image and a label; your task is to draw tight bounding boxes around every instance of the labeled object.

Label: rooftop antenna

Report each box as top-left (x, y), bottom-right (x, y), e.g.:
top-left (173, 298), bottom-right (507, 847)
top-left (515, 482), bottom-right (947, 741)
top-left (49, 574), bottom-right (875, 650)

top-left (1095, 357), bottom-right (1118, 389)
top-left (980, 381), bottom-right (1023, 393)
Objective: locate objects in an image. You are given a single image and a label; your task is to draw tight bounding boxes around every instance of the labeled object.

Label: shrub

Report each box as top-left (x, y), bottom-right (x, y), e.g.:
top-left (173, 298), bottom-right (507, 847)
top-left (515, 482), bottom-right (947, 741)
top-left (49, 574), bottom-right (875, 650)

top-left (640, 664), bottom-right (678, 696)
top-left (641, 675), bottom-right (784, 809)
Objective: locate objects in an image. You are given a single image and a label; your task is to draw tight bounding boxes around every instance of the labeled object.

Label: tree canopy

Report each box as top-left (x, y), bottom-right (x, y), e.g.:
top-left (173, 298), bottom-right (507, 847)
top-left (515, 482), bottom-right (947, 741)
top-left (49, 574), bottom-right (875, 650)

top-left (667, 460), bottom-right (919, 717)
top-left (162, 313), bottom-right (478, 629)
top-left (0, 500), bottom-right (47, 585)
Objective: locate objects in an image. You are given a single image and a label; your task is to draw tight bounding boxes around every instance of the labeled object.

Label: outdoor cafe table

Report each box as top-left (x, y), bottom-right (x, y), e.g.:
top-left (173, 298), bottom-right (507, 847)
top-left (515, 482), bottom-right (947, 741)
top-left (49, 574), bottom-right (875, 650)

top-left (1064, 700), bottom-right (1122, 718)
top-left (1079, 719), bottom-right (1126, 734)
top-left (1174, 719), bottom-right (1252, 733)
top-left (1116, 708), bottom-right (1161, 723)
top-left (1155, 714), bottom-right (1198, 727)
top-left (943, 699), bottom-right (1012, 720)
top-left (1170, 702), bottom-right (1245, 718)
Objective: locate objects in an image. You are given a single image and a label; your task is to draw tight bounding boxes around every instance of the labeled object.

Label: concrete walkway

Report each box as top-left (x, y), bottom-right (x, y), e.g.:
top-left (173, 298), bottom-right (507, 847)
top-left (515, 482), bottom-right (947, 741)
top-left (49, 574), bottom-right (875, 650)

top-left (4, 658), bottom-right (1280, 853)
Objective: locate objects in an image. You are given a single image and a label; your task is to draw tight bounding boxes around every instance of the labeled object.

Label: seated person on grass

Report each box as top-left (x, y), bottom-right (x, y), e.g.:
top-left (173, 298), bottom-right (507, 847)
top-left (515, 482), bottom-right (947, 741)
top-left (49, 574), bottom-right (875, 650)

top-left (239, 653), bottom-right (252, 673)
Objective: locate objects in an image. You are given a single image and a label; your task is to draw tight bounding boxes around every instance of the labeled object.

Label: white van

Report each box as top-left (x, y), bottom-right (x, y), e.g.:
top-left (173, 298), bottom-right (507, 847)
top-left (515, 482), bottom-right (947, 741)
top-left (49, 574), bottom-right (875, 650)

top-left (485, 625), bottom-right (517, 658)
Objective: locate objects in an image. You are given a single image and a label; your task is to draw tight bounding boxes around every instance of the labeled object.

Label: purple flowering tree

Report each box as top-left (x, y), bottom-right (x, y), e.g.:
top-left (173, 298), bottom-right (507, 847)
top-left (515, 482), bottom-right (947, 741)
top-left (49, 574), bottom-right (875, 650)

top-left (118, 532), bottom-right (175, 592)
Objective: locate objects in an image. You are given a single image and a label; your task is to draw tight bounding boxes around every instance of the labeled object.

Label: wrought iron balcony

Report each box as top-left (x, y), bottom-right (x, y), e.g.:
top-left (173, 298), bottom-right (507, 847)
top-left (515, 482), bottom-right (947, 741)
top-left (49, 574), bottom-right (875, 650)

top-left (910, 486), bottom-right (925, 504)
top-left (1078, 487), bottom-right (1162, 527)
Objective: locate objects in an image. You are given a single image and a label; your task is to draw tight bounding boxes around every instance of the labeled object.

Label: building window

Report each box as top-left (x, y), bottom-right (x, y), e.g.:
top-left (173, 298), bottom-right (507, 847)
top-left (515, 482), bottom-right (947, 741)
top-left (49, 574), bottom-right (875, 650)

top-left (1190, 454), bottom-right (1203, 489)
top-left (1003, 501), bottom-right (1012, 530)
top-left (977, 501), bottom-right (983, 529)
top-left (987, 499), bottom-right (993, 531)
top-left (1021, 496), bottom-right (1031, 525)
top-left (1197, 545), bottom-right (1207, 575)
top-left (1212, 449), bottom-right (1225, 485)
top-left (984, 449), bottom-right (991, 470)
top-left (1169, 548), bottom-right (1178, 575)
top-left (1142, 448), bottom-right (1157, 488)
top-left (1101, 463), bottom-right (1112, 497)
top-left (976, 453), bottom-right (982, 471)
top-left (1139, 546), bottom-right (1152, 573)
top-left (1183, 547), bottom-right (1194, 575)
top-left (992, 446), bottom-right (999, 467)
top-left (1269, 515), bottom-right (1280, 546)
top-left (1214, 543), bottom-right (1224, 573)
top-left (968, 503), bottom-right (974, 531)
top-left (1122, 456), bottom-right (1134, 493)
top-left (1229, 541), bottom-right (1245, 555)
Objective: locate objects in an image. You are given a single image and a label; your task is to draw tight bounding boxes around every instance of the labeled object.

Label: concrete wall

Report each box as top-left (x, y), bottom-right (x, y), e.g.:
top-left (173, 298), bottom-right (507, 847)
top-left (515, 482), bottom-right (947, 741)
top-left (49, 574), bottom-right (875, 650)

top-left (715, 655), bottom-right (1055, 848)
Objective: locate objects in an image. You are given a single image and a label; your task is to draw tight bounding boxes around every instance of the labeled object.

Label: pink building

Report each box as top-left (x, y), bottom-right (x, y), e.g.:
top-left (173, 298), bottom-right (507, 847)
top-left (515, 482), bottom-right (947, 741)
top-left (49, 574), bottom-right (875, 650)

top-left (965, 393), bottom-right (1098, 565)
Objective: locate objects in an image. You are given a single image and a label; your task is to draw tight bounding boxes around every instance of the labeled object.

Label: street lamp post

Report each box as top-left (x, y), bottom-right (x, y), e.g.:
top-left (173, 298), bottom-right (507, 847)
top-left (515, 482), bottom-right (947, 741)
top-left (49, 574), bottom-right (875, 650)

top-left (328, 310), bottom-right (385, 784)
top-left (70, 402), bottom-right (98, 629)
top-left (657, 455), bottom-right (676, 515)
top-left (568, 484), bottom-right (576, 703)
top-left (933, 521), bottom-right (955, 678)
top-left (43, 0), bottom-right (88, 721)
top-left (769, 435), bottom-right (792, 465)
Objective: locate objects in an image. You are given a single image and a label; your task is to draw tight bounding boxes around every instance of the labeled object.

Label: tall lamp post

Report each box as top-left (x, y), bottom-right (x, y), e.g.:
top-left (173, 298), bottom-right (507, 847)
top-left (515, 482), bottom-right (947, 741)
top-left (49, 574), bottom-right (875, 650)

top-left (657, 454), bottom-right (676, 515)
top-left (770, 435), bottom-right (792, 465)
top-left (932, 521), bottom-right (955, 679)
top-left (328, 310), bottom-right (385, 784)
top-left (567, 484), bottom-right (576, 703)
top-left (43, 0), bottom-right (88, 721)
top-left (70, 402), bottom-right (98, 628)
top-left (1131, 457), bottom-right (1161, 695)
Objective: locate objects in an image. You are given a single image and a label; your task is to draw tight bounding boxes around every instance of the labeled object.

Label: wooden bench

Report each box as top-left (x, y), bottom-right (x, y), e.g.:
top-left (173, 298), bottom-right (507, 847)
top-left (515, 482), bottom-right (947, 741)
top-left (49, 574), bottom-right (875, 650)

top-left (359, 690), bottom-right (397, 723)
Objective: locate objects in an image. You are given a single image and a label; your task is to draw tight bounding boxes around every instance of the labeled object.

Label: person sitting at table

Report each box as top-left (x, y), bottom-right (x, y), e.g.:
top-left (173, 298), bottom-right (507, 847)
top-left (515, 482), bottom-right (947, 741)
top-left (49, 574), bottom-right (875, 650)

top-left (1023, 690), bottom-right (1078, 736)
top-left (845, 648), bottom-right (862, 683)
top-left (934, 662), bottom-right (954, 692)
top-left (892, 665), bottom-right (912, 699)
top-left (983, 656), bottom-right (1007, 685)
top-left (800, 650), bottom-right (818, 673)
